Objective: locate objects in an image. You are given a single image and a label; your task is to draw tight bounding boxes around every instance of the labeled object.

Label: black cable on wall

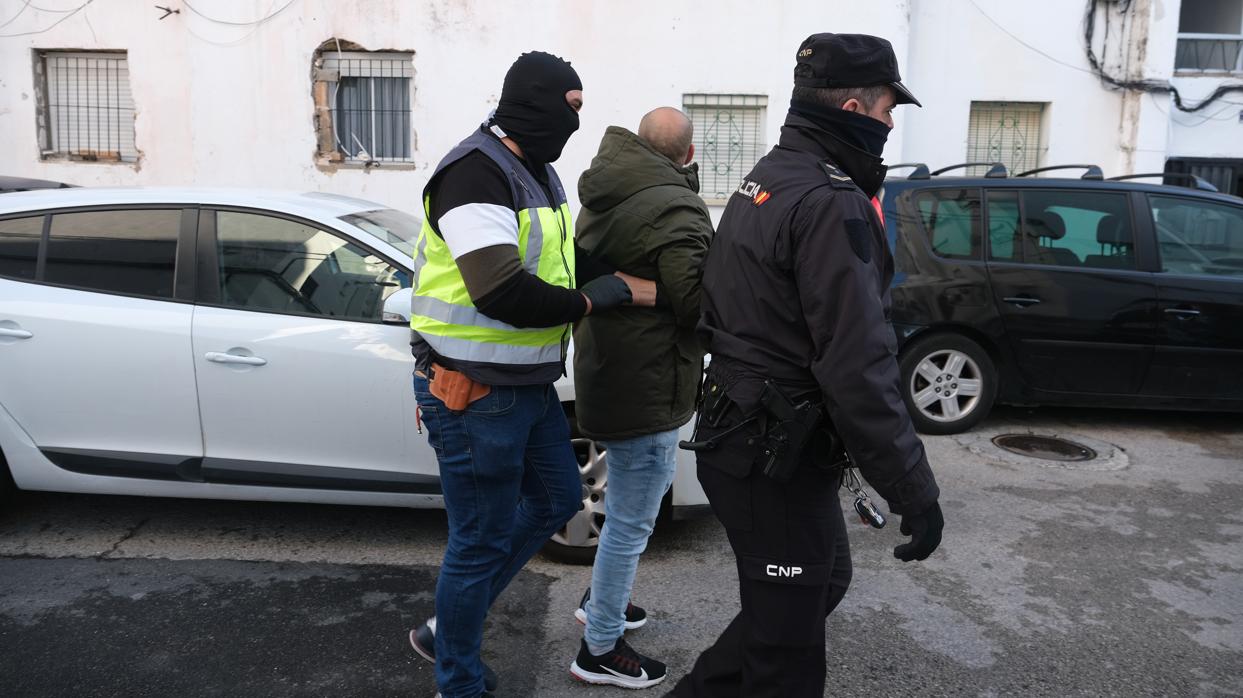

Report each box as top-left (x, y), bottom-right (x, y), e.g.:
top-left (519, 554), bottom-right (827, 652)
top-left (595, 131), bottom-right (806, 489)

top-left (1084, 0), bottom-right (1243, 113)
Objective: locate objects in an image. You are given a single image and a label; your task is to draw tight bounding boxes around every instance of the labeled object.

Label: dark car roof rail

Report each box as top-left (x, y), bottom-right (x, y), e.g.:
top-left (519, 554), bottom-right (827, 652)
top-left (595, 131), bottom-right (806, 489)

top-left (889, 163), bottom-right (931, 180)
top-left (930, 162), bottom-right (1008, 178)
top-left (1015, 165), bottom-right (1104, 180)
top-left (1107, 173), bottom-right (1219, 192)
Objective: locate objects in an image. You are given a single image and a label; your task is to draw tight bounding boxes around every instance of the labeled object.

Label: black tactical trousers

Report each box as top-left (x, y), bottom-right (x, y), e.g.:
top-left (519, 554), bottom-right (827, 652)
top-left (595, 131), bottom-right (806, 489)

top-left (670, 443), bottom-right (852, 698)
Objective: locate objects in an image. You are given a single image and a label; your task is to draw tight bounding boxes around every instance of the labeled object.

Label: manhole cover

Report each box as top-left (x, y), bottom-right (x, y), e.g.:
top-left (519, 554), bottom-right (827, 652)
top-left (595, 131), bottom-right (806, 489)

top-left (991, 434), bottom-right (1097, 462)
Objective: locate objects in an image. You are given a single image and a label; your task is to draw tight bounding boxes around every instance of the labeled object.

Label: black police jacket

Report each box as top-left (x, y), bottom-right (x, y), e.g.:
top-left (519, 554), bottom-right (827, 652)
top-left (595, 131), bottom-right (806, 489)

top-left (697, 113), bottom-right (939, 516)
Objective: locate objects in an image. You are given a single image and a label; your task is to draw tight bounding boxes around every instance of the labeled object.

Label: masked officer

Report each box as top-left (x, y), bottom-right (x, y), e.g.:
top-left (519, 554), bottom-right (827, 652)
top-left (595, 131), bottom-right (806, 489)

top-left (669, 34), bottom-right (945, 697)
top-left (405, 52), bottom-right (654, 698)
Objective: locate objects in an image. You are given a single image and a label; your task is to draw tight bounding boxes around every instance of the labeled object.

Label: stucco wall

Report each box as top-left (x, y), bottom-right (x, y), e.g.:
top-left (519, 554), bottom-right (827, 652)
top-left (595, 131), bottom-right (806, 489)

top-left (0, 0), bottom-right (910, 217)
top-left (2, 0), bottom-right (1238, 217)
top-left (899, 0), bottom-right (1184, 178)
top-left (1166, 76), bottom-right (1243, 158)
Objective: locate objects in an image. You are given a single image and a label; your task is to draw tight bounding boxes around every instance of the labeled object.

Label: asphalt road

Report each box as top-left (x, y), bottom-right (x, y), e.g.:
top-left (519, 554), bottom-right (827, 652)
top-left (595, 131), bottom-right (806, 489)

top-left (1, 406), bottom-right (1242, 697)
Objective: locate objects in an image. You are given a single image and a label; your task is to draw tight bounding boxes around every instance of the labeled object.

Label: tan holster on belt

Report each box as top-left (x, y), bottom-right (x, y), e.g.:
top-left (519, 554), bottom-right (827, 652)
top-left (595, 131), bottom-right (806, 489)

top-left (429, 362), bottom-right (492, 412)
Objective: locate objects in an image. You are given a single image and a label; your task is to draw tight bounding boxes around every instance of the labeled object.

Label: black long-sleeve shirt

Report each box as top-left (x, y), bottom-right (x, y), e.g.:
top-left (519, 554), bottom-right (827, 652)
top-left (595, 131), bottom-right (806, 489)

top-left (427, 149), bottom-right (612, 327)
top-left (412, 135), bottom-right (614, 385)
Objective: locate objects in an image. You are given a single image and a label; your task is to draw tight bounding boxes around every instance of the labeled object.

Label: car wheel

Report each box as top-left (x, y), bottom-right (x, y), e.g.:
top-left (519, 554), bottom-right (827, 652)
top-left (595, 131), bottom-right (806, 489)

top-left (898, 333), bottom-right (997, 435)
top-left (543, 411), bottom-right (605, 565)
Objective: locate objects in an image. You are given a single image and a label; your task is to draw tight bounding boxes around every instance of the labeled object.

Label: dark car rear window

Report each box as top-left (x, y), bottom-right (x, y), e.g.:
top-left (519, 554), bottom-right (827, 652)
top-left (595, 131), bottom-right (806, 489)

top-left (913, 188), bottom-right (982, 261)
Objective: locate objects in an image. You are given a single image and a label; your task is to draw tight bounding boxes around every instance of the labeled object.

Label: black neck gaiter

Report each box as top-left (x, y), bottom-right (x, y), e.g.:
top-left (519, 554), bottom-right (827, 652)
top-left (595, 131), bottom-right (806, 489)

top-left (789, 100), bottom-right (890, 157)
top-left (492, 52), bottom-right (582, 171)
top-left (788, 99), bottom-right (891, 197)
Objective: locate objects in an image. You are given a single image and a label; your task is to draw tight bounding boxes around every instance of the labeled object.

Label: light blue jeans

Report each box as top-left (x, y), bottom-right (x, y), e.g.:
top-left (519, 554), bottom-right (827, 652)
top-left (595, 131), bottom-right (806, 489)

top-left (583, 428), bottom-right (680, 654)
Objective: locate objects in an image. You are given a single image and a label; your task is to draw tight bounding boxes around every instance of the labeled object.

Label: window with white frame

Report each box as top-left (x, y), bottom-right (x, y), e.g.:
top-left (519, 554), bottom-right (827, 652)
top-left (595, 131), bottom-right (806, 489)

top-left (683, 94), bottom-right (767, 201)
top-left (966, 102), bottom-right (1046, 176)
top-left (313, 49), bottom-right (414, 165)
top-left (1175, 0), bottom-right (1243, 73)
top-left (35, 50), bottom-right (137, 162)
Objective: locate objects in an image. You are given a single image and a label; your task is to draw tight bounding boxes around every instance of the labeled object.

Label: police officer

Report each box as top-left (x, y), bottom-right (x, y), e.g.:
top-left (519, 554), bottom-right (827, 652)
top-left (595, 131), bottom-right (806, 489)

top-left (669, 34), bottom-right (944, 697)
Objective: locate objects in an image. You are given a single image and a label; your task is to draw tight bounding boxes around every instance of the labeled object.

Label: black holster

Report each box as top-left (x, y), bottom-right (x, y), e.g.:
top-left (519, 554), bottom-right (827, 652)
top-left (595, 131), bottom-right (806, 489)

top-left (757, 380), bottom-right (828, 483)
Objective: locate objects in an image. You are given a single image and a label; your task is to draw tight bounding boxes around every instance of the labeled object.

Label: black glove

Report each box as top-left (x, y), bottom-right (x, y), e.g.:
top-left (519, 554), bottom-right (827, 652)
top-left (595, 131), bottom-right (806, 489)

top-left (579, 274), bottom-right (632, 314)
top-left (893, 501), bottom-right (943, 562)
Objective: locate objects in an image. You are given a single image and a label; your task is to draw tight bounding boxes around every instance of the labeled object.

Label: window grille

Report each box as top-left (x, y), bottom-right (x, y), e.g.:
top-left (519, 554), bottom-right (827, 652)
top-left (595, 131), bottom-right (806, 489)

top-left (319, 52), bottom-right (414, 163)
top-left (683, 94), bottom-right (768, 201)
top-left (966, 102), bottom-right (1045, 177)
top-left (1175, 36), bottom-right (1243, 73)
top-left (37, 51), bottom-right (137, 162)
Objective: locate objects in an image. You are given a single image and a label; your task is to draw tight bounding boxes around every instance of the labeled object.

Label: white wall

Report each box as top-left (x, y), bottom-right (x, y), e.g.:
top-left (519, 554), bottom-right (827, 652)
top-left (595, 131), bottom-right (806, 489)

top-left (899, 0), bottom-right (1183, 178)
top-left (3, 0), bottom-right (1238, 211)
top-left (0, 0), bottom-right (911, 218)
top-left (1165, 0), bottom-right (1243, 164)
top-left (1166, 75), bottom-right (1243, 157)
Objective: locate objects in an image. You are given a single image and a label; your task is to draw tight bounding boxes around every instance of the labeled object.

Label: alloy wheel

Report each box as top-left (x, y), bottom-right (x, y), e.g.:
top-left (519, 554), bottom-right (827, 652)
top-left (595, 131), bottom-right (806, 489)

top-left (908, 349), bottom-right (984, 424)
top-left (550, 437), bottom-right (607, 549)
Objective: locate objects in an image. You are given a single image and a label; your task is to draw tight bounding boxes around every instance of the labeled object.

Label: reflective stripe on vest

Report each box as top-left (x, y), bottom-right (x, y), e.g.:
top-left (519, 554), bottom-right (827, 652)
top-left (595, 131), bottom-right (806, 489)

top-left (410, 128), bottom-right (575, 367)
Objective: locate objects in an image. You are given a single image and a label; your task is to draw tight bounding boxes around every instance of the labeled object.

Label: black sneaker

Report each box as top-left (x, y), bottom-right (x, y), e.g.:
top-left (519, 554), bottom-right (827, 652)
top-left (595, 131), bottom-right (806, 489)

top-left (573, 587), bottom-right (648, 631)
top-left (409, 617), bottom-right (498, 693)
top-left (570, 638), bottom-right (666, 689)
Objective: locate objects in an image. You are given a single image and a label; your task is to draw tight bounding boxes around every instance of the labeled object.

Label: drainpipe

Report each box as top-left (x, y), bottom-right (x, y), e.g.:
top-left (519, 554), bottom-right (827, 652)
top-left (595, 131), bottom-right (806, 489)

top-left (1118, 0), bottom-right (1152, 175)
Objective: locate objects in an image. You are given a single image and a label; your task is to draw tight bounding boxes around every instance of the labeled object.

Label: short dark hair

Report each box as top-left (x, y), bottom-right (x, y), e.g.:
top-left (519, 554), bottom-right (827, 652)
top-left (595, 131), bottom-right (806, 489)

top-left (791, 84), bottom-right (893, 111)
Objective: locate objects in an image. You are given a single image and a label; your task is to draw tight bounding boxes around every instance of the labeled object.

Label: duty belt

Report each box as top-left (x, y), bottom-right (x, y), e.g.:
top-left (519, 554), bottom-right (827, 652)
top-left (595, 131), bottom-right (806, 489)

top-left (680, 375), bottom-right (847, 483)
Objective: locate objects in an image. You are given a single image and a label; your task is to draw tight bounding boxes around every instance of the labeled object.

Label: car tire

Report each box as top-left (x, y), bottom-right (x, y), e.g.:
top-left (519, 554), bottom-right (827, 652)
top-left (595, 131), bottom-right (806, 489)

top-left (542, 407), bottom-right (605, 565)
top-left (898, 333), bottom-right (998, 435)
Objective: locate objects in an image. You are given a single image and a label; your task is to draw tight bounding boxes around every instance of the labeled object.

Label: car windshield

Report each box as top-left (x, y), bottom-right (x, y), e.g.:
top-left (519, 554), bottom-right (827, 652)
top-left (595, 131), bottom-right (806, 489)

top-left (339, 208), bottom-right (421, 257)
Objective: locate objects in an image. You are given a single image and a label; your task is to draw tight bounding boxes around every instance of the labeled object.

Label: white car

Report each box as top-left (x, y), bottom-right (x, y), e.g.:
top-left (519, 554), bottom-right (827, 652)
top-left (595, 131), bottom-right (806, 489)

top-left (0, 187), bottom-right (706, 560)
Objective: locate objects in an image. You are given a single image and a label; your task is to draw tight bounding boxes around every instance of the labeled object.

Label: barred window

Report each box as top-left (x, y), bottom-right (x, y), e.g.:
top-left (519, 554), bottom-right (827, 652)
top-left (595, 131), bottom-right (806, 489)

top-left (313, 48), bottom-right (414, 165)
top-left (966, 102), bottom-right (1046, 176)
top-left (683, 94), bottom-right (768, 201)
top-left (35, 51), bottom-right (137, 163)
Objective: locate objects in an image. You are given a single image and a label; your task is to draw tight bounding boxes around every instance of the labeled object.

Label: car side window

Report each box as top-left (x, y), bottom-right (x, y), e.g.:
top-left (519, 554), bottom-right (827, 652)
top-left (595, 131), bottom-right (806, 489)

top-left (215, 211), bottom-right (410, 322)
top-left (1017, 191), bottom-right (1135, 270)
top-left (986, 191), bottom-right (1021, 262)
top-left (1150, 196), bottom-right (1243, 278)
top-left (0, 215), bottom-right (44, 281)
top-left (915, 189), bottom-right (981, 260)
top-left (45, 209), bottom-right (181, 298)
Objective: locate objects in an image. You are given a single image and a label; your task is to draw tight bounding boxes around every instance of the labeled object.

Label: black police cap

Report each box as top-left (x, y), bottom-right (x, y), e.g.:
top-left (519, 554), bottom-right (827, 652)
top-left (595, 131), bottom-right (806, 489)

top-left (793, 33), bottom-right (921, 107)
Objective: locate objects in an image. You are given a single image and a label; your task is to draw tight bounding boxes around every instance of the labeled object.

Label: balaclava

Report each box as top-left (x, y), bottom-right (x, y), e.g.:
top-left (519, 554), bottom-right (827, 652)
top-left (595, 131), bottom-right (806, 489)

top-left (492, 51), bottom-right (582, 169)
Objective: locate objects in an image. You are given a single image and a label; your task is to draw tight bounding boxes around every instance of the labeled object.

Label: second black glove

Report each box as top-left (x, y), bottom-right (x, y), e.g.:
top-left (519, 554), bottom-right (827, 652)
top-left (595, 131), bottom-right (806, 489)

top-left (893, 501), bottom-right (944, 562)
top-left (579, 274), bottom-right (632, 314)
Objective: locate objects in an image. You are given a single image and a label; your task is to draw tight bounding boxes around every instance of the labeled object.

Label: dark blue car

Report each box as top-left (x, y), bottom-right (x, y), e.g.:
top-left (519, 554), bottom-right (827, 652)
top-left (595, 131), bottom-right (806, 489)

top-left (879, 165), bottom-right (1243, 434)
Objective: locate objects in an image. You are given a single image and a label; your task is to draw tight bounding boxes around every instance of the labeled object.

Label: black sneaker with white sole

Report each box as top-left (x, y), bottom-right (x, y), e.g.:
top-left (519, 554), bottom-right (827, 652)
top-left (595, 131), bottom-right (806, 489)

top-left (573, 587), bottom-right (648, 631)
top-left (570, 638), bottom-right (666, 689)
top-left (409, 617), bottom-right (498, 693)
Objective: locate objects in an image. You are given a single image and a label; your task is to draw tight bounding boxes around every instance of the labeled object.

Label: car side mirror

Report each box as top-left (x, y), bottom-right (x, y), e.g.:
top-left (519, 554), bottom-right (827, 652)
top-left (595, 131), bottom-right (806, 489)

top-left (382, 287), bottom-right (413, 325)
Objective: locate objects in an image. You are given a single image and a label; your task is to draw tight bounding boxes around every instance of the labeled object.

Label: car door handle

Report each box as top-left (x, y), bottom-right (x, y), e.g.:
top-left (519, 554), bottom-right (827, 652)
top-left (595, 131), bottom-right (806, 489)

top-left (0, 328), bottom-right (33, 339)
top-left (1003, 296), bottom-right (1042, 307)
top-left (205, 352), bottom-right (267, 366)
top-left (1164, 307), bottom-right (1201, 319)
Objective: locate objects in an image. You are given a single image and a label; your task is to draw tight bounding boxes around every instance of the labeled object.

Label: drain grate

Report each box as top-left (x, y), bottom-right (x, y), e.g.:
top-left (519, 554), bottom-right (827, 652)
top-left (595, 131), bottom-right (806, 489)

top-left (991, 434), bottom-right (1097, 462)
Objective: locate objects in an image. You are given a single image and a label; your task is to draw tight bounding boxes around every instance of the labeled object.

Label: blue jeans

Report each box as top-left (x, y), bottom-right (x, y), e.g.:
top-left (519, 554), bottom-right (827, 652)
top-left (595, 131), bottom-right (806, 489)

top-left (583, 428), bottom-right (680, 653)
top-left (414, 375), bottom-right (582, 698)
